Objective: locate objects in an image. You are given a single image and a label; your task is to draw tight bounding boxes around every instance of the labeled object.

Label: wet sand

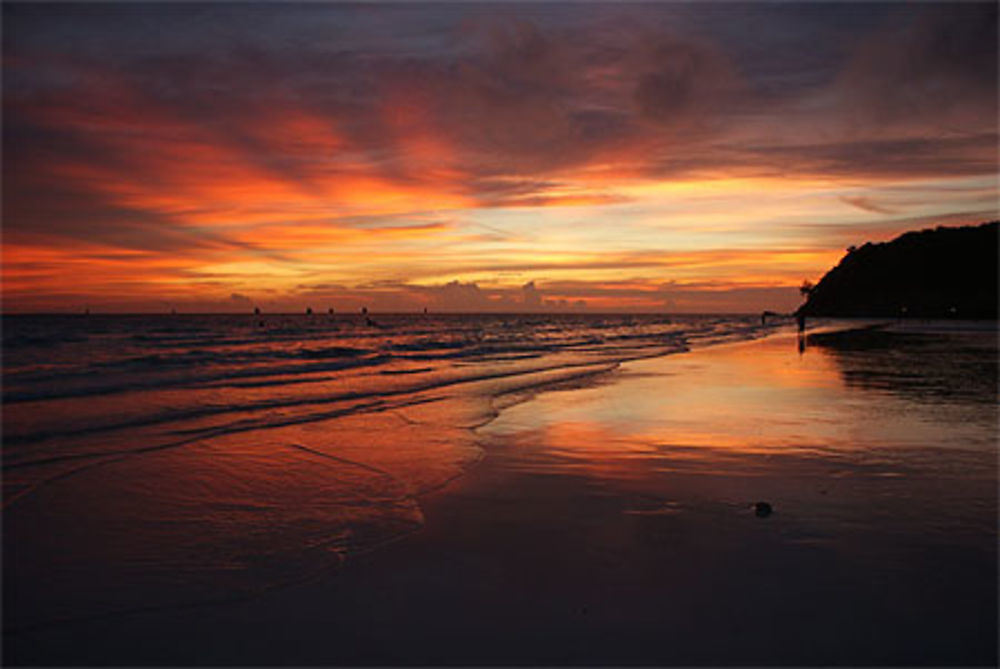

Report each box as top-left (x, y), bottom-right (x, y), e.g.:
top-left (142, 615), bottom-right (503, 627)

top-left (6, 326), bottom-right (997, 665)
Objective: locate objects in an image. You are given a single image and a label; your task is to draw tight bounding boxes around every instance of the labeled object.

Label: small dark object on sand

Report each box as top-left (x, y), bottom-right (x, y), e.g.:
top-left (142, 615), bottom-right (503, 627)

top-left (753, 502), bottom-right (773, 518)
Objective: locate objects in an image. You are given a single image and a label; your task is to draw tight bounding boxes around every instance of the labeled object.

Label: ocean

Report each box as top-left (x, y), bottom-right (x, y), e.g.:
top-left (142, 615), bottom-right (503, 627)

top-left (3, 312), bottom-right (774, 628)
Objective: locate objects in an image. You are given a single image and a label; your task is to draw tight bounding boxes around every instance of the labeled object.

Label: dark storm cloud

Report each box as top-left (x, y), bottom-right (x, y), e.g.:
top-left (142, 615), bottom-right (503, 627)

top-left (836, 2), bottom-right (998, 129)
top-left (737, 134), bottom-right (998, 180)
top-left (632, 34), bottom-right (746, 131)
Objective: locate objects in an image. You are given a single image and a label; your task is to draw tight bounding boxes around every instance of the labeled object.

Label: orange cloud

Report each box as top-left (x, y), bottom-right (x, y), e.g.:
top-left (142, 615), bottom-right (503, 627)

top-left (4, 5), bottom-right (995, 312)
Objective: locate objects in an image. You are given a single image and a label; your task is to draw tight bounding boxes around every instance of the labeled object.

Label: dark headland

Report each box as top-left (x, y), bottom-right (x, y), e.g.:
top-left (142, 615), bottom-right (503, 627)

top-left (797, 221), bottom-right (998, 319)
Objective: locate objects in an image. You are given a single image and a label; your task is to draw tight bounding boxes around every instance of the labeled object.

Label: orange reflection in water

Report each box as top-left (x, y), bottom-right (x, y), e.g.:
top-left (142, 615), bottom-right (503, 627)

top-left (481, 332), bottom-right (997, 486)
top-left (5, 391), bottom-right (485, 629)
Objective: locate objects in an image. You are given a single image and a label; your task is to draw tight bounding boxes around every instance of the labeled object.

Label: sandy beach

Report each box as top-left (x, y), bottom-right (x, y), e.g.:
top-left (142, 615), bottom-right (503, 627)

top-left (5, 323), bottom-right (997, 666)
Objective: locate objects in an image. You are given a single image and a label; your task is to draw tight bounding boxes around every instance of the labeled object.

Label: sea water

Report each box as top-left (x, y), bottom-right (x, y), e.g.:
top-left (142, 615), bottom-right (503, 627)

top-left (2, 312), bottom-right (772, 628)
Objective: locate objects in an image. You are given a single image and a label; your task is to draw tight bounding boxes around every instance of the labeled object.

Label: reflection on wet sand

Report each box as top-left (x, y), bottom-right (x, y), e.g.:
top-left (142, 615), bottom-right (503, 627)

top-left (465, 329), bottom-right (996, 664)
top-left (487, 329), bottom-right (997, 462)
top-left (4, 359), bottom-right (614, 630)
top-left (807, 325), bottom-right (998, 405)
top-left (7, 326), bottom-right (997, 665)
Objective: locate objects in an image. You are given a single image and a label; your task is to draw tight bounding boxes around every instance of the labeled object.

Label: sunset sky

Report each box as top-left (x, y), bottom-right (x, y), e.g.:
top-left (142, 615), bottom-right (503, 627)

top-left (3, 2), bottom-right (997, 313)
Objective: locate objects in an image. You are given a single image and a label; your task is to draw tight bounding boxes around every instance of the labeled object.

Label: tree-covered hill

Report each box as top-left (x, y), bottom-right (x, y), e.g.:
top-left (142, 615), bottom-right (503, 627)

top-left (797, 221), bottom-right (998, 319)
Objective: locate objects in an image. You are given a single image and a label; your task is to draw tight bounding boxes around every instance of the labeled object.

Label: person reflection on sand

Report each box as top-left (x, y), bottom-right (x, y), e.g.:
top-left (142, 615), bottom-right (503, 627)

top-left (796, 313), bottom-right (807, 354)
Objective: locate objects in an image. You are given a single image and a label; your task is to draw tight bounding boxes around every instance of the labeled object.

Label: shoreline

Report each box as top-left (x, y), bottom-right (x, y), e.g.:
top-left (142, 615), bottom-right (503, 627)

top-left (6, 323), bottom-right (997, 665)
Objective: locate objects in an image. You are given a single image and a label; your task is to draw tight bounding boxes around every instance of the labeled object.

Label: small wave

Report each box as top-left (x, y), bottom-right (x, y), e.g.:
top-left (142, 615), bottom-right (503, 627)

top-left (379, 367), bottom-right (434, 375)
top-left (295, 346), bottom-right (370, 360)
top-left (2, 332), bottom-right (89, 348)
top-left (390, 339), bottom-right (468, 352)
